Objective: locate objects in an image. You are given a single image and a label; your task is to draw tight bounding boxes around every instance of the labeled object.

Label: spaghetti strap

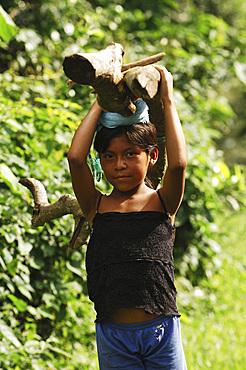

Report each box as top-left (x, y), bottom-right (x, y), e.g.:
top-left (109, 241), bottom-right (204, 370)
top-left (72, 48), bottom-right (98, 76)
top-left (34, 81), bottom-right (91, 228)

top-left (89, 194), bottom-right (103, 234)
top-left (96, 193), bottom-right (103, 213)
top-left (157, 189), bottom-right (168, 214)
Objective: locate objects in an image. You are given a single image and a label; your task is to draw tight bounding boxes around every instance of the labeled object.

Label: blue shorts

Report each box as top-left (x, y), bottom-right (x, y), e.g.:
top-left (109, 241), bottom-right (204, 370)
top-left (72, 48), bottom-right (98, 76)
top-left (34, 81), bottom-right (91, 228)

top-left (96, 315), bottom-right (187, 369)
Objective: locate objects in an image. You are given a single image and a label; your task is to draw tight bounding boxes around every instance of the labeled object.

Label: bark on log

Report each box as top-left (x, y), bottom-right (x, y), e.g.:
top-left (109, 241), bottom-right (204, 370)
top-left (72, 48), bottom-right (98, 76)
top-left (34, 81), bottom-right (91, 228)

top-left (63, 42), bottom-right (165, 117)
top-left (63, 42), bottom-right (136, 116)
top-left (124, 65), bottom-right (160, 100)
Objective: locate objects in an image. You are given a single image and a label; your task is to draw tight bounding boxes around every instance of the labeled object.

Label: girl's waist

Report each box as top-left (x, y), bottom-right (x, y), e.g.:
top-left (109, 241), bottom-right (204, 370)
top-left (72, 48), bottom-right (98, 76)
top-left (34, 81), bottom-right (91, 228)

top-left (107, 307), bottom-right (160, 324)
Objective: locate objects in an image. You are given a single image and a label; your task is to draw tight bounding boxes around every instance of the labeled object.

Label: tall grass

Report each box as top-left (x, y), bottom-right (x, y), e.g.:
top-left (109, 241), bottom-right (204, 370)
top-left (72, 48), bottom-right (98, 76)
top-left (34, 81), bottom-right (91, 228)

top-left (180, 211), bottom-right (246, 369)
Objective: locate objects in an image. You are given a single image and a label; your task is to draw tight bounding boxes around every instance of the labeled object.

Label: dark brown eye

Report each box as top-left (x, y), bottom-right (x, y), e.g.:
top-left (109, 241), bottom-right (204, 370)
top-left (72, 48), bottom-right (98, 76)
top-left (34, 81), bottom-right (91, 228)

top-left (126, 151), bottom-right (135, 157)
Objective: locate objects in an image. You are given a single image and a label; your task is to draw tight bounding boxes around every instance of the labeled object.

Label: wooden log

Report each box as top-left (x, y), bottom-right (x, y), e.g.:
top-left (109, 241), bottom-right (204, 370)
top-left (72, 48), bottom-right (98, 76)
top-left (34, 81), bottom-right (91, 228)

top-left (63, 42), bottom-right (136, 116)
top-left (65, 51), bottom-right (165, 85)
top-left (63, 42), bottom-right (165, 117)
top-left (63, 42), bottom-right (124, 85)
top-left (124, 65), bottom-right (160, 100)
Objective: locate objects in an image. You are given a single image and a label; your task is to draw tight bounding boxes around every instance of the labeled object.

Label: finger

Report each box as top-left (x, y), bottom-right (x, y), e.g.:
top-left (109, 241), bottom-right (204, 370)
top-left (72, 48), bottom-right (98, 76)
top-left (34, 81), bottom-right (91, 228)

top-left (154, 65), bottom-right (168, 73)
top-left (154, 66), bottom-right (171, 81)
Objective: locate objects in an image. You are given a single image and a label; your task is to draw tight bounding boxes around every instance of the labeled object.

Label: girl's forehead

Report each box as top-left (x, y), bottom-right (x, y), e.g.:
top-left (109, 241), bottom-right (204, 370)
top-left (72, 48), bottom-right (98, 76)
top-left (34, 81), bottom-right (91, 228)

top-left (106, 134), bottom-right (138, 151)
top-left (108, 134), bottom-right (130, 145)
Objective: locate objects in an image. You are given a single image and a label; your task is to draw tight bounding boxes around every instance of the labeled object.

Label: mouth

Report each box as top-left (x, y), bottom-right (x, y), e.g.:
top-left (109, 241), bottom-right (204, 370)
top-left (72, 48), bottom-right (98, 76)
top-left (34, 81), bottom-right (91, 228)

top-left (114, 175), bottom-right (130, 180)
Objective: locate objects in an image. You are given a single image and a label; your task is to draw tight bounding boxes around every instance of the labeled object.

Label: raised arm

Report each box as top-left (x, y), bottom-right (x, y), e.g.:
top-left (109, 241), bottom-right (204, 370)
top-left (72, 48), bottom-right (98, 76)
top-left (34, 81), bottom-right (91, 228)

top-left (155, 65), bottom-right (187, 218)
top-left (67, 100), bottom-right (102, 225)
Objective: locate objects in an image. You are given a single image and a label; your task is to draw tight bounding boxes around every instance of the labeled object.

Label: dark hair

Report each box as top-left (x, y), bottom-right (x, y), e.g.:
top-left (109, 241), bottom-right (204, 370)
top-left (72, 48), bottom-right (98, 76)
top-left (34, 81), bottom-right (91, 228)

top-left (94, 122), bottom-right (158, 155)
top-left (94, 122), bottom-right (158, 189)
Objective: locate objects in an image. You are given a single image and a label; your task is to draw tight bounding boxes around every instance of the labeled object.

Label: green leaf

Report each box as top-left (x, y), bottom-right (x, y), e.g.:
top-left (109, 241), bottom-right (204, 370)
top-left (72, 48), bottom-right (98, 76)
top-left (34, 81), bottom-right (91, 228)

top-left (8, 294), bottom-right (27, 312)
top-left (0, 255), bottom-right (7, 270)
top-left (37, 307), bottom-right (54, 319)
top-left (5, 118), bottom-right (23, 131)
top-left (66, 261), bottom-right (84, 277)
top-left (0, 163), bottom-right (22, 194)
top-left (26, 305), bottom-right (41, 319)
top-left (0, 6), bottom-right (18, 43)
top-left (18, 240), bottom-right (33, 256)
top-left (18, 285), bottom-right (33, 300)
top-left (219, 161), bottom-right (230, 179)
top-left (0, 320), bottom-right (22, 348)
top-left (47, 343), bottom-right (73, 358)
top-left (42, 293), bottom-right (59, 311)
top-left (24, 340), bottom-right (46, 354)
top-left (29, 256), bottom-right (44, 270)
top-left (234, 61), bottom-right (246, 85)
top-left (2, 248), bottom-right (13, 264)
top-left (6, 259), bottom-right (18, 276)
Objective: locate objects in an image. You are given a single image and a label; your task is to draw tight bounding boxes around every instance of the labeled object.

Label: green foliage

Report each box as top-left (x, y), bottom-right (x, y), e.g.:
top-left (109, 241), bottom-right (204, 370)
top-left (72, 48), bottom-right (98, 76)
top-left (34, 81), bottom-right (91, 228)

top-left (0, 5), bottom-right (18, 42)
top-left (0, 0), bottom-right (246, 368)
top-left (179, 211), bottom-right (246, 368)
top-left (0, 95), bottom-right (98, 368)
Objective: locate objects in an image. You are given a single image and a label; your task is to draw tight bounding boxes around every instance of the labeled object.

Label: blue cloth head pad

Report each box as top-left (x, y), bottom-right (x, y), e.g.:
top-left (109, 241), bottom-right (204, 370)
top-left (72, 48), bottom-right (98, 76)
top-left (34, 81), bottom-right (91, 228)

top-left (97, 99), bottom-right (149, 131)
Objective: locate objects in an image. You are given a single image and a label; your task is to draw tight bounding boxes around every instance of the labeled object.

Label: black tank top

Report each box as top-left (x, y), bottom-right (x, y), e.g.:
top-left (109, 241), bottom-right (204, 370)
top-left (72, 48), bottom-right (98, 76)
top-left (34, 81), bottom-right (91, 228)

top-left (86, 190), bottom-right (180, 322)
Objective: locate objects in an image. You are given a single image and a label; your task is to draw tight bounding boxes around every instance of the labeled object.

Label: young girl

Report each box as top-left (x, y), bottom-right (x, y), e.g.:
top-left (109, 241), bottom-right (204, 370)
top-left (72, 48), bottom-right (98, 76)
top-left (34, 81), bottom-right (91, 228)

top-left (68, 65), bottom-right (187, 369)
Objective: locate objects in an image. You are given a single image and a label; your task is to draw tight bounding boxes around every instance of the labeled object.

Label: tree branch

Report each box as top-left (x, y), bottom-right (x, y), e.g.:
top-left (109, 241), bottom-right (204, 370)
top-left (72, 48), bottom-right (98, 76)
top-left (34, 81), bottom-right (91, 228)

top-left (121, 52), bottom-right (165, 72)
top-left (19, 178), bottom-right (89, 250)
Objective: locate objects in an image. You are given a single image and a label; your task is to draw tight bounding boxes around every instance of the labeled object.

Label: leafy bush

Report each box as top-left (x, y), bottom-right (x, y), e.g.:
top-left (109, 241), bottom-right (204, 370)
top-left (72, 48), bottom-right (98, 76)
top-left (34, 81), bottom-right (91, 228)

top-left (0, 94), bottom-right (98, 369)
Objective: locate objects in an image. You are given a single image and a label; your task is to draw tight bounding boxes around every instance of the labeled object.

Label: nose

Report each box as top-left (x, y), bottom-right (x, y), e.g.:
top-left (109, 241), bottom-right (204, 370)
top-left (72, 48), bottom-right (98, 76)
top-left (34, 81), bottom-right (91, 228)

top-left (115, 155), bottom-right (127, 170)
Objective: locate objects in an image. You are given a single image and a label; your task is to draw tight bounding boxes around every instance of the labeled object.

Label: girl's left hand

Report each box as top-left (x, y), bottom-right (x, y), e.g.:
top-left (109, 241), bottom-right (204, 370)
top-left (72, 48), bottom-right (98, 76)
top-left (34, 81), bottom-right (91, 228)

top-left (154, 65), bottom-right (174, 103)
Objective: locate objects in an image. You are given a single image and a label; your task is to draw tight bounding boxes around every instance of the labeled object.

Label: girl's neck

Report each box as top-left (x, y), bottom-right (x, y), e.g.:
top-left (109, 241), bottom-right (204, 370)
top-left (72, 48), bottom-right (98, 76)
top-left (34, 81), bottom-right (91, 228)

top-left (111, 182), bottom-right (152, 199)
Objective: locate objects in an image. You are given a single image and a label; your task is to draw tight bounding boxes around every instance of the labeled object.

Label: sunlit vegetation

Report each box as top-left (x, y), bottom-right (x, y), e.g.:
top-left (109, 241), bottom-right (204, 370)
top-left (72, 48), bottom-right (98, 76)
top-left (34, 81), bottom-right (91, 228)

top-left (0, 1), bottom-right (245, 368)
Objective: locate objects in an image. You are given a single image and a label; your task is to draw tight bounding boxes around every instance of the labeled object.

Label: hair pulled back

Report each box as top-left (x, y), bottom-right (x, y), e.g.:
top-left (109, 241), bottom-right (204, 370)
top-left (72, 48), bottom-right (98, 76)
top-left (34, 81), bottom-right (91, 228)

top-left (94, 121), bottom-right (158, 155)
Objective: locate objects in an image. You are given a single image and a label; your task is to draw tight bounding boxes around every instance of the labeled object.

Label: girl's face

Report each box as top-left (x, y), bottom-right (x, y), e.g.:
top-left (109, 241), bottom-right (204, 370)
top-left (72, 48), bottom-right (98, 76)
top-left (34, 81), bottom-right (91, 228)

top-left (99, 134), bottom-right (157, 193)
